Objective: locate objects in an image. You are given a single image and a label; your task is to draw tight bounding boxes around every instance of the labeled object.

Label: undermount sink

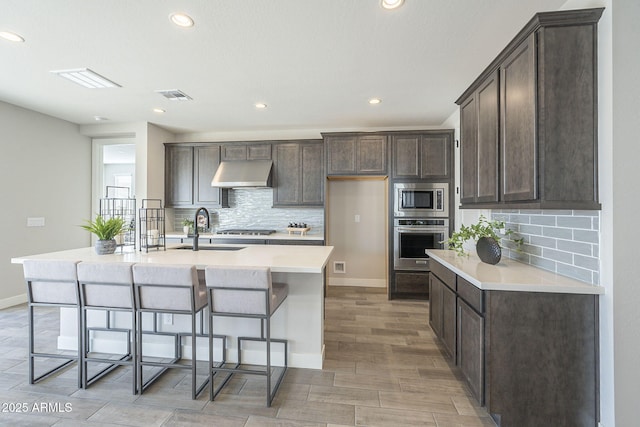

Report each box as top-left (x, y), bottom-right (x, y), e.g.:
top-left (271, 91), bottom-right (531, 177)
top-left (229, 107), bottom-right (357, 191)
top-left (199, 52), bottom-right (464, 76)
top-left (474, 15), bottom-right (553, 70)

top-left (173, 245), bottom-right (245, 251)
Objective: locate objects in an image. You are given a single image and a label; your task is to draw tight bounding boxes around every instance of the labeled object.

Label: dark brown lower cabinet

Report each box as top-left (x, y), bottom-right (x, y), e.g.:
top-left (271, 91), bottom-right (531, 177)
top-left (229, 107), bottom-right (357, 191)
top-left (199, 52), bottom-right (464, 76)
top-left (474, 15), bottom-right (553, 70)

top-left (457, 298), bottom-right (484, 404)
top-left (429, 259), bottom-right (599, 427)
top-left (428, 275), bottom-right (442, 336)
top-left (484, 291), bottom-right (598, 427)
top-left (428, 274), bottom-right (456, 359)
top-left (395, 272), bottom-right (429, 298)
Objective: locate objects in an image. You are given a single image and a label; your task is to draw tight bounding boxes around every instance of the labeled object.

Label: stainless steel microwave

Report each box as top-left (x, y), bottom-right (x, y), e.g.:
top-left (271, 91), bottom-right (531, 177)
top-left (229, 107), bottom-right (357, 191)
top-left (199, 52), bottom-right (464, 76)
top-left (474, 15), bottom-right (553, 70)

top-left (393, 183), bottom-right (449, 218)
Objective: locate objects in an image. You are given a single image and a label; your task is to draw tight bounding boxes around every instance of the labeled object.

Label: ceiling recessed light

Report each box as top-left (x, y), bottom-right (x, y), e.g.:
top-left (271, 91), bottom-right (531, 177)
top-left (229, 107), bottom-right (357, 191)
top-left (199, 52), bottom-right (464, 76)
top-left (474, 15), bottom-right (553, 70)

top-left (153, 108), bottom-right (166, 113)
top-left (170, 13), bottom-right (194, 28)
top-left (381, 0), bottom-right (404, 10)
top-left (0, 31), bottom-right (25, 42)
top-left (369, 98), bottom-right (382, 105)
top-left (94, 116), bottom-right (109, 121)
top-left (51, 68), bottom-right (121, 89)
top-left (255, 103), bottom-right (267, 109)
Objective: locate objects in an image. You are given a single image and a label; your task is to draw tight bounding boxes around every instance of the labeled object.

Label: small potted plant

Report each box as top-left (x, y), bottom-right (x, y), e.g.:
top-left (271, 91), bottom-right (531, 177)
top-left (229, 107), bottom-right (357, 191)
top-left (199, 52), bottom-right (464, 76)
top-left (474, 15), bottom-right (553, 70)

top-left (80, 215), bottom-right (126, 255)
top-left (182, 219), bottom-right (194, 235)
top-left (445, 215), bottom-right (521, 264)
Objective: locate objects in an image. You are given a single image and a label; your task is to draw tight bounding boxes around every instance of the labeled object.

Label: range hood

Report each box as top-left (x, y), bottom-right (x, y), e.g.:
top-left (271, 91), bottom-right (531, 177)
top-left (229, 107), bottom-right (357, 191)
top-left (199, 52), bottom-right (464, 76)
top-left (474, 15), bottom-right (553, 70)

top-left (211, 160), bottom-right (273, 188)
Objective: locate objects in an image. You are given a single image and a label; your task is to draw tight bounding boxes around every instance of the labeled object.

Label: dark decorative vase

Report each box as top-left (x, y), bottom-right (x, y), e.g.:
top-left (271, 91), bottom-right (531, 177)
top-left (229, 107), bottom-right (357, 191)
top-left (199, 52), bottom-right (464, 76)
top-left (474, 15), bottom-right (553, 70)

top-left (95, 239), bottom-right (117, 255)
top-left (476, 237), bottom-right (501, 265)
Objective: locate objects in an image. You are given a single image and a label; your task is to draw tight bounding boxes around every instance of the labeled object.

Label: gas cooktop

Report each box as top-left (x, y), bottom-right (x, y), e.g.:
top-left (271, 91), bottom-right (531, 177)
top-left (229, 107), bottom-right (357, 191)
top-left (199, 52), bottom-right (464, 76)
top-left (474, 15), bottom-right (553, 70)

top-left (215, 229), bottom-right (276, 236)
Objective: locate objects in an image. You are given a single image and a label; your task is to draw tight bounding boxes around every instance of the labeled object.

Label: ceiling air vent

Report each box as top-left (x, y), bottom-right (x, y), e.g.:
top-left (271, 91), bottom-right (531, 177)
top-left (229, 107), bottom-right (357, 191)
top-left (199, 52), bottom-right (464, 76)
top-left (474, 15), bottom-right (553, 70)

top-left (156, 89), bottom-right (193, 101)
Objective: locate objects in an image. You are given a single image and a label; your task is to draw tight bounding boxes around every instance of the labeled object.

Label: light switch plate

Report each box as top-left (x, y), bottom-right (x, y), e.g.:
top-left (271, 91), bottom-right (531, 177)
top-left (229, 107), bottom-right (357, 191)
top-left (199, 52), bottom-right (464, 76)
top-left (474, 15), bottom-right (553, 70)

top-left (27, 217), bottom-right (45, 227)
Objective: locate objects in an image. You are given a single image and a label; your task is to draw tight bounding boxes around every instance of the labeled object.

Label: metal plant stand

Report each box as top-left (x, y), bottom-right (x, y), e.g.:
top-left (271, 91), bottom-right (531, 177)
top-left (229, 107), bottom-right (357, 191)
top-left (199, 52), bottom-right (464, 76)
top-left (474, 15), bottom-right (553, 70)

top-left (139, 199), bottom-right (166, 252)
top-left (100, 186), bottom-right (136, 251)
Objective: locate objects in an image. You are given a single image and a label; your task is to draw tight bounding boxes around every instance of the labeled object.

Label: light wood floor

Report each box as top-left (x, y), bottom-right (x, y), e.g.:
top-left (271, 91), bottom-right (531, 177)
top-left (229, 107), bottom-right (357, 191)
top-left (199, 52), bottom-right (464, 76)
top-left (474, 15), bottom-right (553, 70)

top-left (0, 286), bottom-right (496, 426)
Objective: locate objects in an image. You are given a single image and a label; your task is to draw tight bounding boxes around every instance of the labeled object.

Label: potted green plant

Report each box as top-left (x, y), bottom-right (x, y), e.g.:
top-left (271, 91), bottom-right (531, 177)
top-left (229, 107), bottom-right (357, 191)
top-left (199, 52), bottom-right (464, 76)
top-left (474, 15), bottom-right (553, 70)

top-left (80, 215), bottom-right (126, 255)
top-left (182, 218), bottom-right (194, 235)
top-left (445, 215), bottom-right (521, 264)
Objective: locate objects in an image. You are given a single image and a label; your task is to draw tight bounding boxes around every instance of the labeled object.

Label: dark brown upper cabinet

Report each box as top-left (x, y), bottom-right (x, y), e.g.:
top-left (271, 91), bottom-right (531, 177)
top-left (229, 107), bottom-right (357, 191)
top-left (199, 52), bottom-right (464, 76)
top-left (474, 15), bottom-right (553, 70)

top-left (323, 133), bottom-right (388, 176)
top-left (391, 131), bottom-right (453, 180)
top-left (221, 143), bottom-right (272, 161)
top-left (165, 144), bottom-right (228, 208)
top-left (460, 71), bottom-right (500, 204)
top-left (273, 141), bottom-right (324, 207)
top-left (456, 7), bottom-right (603, 210)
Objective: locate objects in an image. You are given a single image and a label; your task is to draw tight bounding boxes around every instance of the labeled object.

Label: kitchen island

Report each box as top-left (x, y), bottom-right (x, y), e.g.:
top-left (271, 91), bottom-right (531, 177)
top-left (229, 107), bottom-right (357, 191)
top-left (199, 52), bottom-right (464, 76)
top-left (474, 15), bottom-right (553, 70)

top-left (426, 249), bottom-right (602, 427)
top-left (12, 243), bottom-right (333, 369)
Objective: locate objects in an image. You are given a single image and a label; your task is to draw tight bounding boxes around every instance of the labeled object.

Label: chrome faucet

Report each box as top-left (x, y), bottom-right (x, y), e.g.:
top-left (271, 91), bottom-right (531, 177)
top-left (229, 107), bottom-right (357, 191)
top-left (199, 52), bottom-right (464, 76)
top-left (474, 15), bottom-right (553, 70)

top-left (193, 207), bottom-right (210, 251)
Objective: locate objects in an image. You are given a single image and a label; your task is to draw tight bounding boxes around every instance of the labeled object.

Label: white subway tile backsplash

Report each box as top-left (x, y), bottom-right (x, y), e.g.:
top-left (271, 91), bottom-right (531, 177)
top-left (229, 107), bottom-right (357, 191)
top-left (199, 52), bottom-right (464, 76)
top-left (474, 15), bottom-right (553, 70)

top-left (493, 209), bottom-right (600, 285)
top-left (529, 255), bottom-right (556, 271)
top-left (171, 188), bottom-right (324, 235)
top-left (573, 229), bottom-right (598, 244)
top-left (556, 263), bottom-right (594, 284)
top-left (543, 227), bottom-right (573, 239)
top-left (518, 224), bottom-right (543, 235)
top-left (557, 216), bottom-right (593, 229)
top-left (530, 215), bottom-right (556, 226)
top-left (542, 248), bottom-right (573, 264)
top-left (529, 235), bottom-right (557, 248)
top-left (574, 254), bottom-right (599, 270)
top-left (557, 240), bottom-right (592, 256)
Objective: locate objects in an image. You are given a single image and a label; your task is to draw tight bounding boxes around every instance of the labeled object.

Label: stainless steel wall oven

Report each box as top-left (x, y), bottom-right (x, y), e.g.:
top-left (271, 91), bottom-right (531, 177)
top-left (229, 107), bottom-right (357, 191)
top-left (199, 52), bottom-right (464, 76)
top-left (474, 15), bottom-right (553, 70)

top-left (393, 218), bottom-right (449, 271)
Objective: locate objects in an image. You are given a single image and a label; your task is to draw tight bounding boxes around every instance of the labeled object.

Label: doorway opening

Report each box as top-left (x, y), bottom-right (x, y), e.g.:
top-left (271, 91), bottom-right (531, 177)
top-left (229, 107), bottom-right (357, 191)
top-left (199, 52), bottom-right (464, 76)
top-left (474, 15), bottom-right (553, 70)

top-left (91, 138), bottom-right (136, 216)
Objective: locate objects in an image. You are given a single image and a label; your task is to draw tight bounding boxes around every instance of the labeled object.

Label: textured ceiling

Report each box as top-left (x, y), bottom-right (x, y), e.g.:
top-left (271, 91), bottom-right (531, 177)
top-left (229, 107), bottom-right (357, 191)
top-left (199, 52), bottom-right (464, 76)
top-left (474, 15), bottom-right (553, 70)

top-left (0, 0), bottom-right (567, 134)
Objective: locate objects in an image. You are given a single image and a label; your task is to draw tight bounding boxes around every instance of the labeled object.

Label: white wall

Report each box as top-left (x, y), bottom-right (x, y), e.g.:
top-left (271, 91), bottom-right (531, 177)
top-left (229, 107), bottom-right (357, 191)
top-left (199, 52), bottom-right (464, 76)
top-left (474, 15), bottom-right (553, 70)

top-left (0, 101), bottom-right (91, 307)
top-left (609, 1), bottom-right (640, 425)
top-left (327, 179), bottom-right (387, 287)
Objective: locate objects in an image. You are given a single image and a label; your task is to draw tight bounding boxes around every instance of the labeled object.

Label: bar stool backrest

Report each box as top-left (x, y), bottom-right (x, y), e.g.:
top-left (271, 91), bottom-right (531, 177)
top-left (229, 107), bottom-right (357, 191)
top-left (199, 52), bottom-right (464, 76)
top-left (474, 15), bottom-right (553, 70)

top-left (77, 262), bottom-right (135, 308)
top-left (132, 264), bottom-right (203, 311)
top-left (23, 259), bottom-right (80, 304)
top-left (205, 266), bottom-right (272, 316)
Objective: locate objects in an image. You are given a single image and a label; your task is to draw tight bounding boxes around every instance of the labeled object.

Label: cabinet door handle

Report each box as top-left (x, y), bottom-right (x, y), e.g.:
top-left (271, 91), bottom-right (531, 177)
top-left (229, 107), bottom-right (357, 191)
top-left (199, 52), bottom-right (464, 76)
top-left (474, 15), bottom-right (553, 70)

top-left (416, 260), bottom-right (427, 265)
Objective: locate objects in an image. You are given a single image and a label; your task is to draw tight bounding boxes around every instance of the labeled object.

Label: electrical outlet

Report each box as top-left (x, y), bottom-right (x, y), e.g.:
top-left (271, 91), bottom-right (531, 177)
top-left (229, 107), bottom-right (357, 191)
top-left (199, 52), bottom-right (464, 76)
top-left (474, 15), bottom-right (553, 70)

top-left (163, 313), bottom-right (173, 325)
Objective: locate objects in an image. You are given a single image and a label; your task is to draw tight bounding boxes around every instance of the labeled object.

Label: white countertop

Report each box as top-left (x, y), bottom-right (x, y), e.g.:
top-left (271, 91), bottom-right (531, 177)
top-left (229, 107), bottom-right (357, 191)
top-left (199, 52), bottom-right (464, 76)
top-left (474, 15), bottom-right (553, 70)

top-left (12, 244), bottom-right (334, 274)
top-left (165, 231), bottom-right (324, 241)
top-left (427, 249), bottom-right (604, 295)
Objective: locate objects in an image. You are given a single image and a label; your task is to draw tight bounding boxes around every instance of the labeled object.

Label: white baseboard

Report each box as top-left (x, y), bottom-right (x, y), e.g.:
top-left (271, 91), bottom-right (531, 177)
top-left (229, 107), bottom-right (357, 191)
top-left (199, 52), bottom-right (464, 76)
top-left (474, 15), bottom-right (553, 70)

top-left (328, 277), bottom-right (386, 288)
top-left (0, 293), bottom-right (27, 309)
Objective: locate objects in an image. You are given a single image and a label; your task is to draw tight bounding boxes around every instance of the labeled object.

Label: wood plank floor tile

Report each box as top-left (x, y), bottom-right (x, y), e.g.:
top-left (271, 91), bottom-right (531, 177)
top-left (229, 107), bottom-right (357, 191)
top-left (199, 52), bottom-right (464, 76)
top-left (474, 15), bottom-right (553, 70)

top-left (333, 372), bottom-right (401, 392)
top-left (451, 395), bottom-right (491, 417)
top-left (88, 401), bottom-right (173, 426)
top-left (355, 333), bottom-right (408, 346)
top-left (308, 384), bottom-right (380, 406)
top-left (378, 390), bottom-right (458, 413)
top-left (159, 409), bottom-right (247, 427)
top-left (432, 412), bottom-right (497, 427)
top-left (354, 361), bottom-right (420, 379)
top-left (276, 400), bottom-right (355, 425)
top-left (355, 406), bottom-right (437, 426)
top-left (203, 394), bottom-right (280, 418)
top-left (283, 368), bottom-right (335, 386)
top-left (245, 415), bottom-right (326, 427)
top-left (325, 331), bottom-right (357, 343)
top-left (323, 358), bottom-right (356, 373)
top-left (399, 377), bottom-right (472, 396)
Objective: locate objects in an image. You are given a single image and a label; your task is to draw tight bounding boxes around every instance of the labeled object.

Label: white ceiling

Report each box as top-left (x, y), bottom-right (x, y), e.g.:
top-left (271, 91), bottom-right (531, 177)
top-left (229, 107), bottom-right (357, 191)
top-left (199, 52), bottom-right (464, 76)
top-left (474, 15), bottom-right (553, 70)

top-left (0, 0), bottom-right (567, 134)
